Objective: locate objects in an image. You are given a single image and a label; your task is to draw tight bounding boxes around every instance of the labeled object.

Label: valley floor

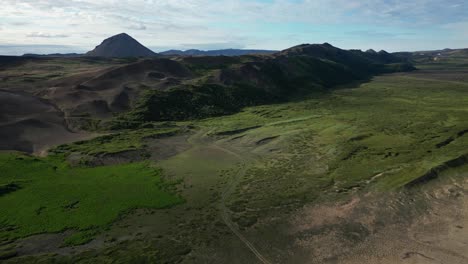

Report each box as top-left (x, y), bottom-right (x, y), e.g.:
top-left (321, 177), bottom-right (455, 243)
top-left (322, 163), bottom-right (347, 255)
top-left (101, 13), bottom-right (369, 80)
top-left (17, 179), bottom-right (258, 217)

top-left (1, 62), bottom-right (468, 263)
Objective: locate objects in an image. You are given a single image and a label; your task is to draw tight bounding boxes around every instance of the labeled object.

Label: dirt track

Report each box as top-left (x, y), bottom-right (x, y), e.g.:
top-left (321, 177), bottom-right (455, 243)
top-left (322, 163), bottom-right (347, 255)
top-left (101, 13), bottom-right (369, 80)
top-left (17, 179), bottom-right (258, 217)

top-left (186, 129), bottom-right (272, 263)
top-left (214, 144), bottom-right (272, 264)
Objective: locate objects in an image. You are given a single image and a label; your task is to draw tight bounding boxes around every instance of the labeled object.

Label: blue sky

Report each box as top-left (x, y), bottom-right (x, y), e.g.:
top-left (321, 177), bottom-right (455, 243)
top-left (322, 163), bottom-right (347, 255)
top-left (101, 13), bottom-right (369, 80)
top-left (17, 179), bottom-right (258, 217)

top-left (0, 0), bottom-right (467, 55)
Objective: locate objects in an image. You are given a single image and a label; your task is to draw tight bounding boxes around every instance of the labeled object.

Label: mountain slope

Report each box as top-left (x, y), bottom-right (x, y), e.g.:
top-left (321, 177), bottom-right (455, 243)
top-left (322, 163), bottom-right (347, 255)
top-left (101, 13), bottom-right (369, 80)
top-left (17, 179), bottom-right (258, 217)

top-left (86, 33), bottom-right (156, 58)
top-left (120, 43), bottom-right (414, 124)
top-left (0, 42), bottom-right (415, 130)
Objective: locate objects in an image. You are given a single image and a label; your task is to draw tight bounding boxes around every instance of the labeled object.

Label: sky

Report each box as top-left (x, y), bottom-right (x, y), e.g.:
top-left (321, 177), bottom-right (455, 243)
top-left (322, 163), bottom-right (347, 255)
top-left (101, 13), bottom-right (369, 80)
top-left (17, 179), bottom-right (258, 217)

top-left (0, 0), bottom-right (467, 55)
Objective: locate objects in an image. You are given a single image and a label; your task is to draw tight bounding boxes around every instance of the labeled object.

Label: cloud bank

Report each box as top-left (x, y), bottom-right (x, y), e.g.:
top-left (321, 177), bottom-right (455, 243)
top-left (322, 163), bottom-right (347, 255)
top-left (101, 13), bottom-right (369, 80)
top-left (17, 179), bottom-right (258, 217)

top-left (0, 0), bottom-right (467, 55)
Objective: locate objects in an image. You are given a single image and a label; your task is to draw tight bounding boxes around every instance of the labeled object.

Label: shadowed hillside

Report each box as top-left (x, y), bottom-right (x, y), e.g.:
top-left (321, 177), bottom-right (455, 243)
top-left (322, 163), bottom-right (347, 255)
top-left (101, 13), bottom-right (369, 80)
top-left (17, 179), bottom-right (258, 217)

top-left (121, 43), bottom-right (414, 124)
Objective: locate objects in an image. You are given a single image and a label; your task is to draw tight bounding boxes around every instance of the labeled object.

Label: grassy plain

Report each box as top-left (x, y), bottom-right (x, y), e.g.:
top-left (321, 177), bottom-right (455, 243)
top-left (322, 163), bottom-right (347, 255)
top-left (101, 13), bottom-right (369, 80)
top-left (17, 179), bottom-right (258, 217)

top-left (1, 58), bottom-right (468, 263)
top-left (198, 70), bottom-right (468, 228)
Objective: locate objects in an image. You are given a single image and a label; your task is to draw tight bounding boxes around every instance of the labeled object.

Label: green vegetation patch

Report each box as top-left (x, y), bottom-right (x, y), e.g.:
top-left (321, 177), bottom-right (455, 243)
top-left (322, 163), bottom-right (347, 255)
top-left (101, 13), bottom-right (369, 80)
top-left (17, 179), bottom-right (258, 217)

top-left (52, 127), bottom-right (180, 155)
top-left (0, 153), bottom-right (183, 244)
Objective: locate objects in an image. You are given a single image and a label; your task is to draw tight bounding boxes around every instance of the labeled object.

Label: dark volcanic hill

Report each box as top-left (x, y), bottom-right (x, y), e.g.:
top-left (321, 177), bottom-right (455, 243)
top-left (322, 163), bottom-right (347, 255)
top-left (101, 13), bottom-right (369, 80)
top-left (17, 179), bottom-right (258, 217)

top-left (86, 33), bottom-right (157, 58)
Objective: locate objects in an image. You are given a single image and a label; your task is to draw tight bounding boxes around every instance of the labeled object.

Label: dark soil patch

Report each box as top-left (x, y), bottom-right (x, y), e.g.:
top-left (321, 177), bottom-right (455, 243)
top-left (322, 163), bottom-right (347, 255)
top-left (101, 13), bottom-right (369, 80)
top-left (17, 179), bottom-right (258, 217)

top-left (147, 72), bottom-right (166, 79)
top-left (215, 126), bottom-right (262, 136)
top-left (256, 136), bottom-right (279, 145)
top-left (436, 137), bottom-right (455, 148)
top-left (229, 135), bottom-right (246, 141)
top-left (349, 134), bottom-right (372, 142)
top-left (0, 183), bottom-right (21, 197)
top-left (87, 149), bottom-right (149, 166)
top-left (342, 146), bottom-right (368, 161)
top-left (435, 129), bottom-right (468, 148)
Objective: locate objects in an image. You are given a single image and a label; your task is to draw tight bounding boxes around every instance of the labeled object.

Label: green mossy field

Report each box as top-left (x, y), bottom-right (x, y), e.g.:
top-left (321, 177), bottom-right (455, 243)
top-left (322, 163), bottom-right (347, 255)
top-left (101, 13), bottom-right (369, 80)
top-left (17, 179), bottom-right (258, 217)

top-left (0, 153), bottom-right (182, 244)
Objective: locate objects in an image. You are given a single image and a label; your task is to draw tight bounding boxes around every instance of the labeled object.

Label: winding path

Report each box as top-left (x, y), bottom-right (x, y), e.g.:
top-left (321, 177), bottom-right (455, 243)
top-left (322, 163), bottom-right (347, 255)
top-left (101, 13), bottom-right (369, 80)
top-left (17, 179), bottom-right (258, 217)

top-left (188, 129), bottom-right (273, 264)
top-left (214, 144), bottom-right (272, 264)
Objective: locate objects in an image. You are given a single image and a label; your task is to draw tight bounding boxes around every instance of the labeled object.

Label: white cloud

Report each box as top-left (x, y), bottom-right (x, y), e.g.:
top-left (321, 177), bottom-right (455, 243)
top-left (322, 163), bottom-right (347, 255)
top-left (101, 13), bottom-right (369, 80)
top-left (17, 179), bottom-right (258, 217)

top-left (11, 22), bottom-right (30, 26)
top-left (442, 21), bottom-right (468, 39)
top-left (127, 23), bottom-right (147, 30)
top-left (26, 32), bottom-right (69, 38)
top-left (0, 0), bottom-right (467, 54)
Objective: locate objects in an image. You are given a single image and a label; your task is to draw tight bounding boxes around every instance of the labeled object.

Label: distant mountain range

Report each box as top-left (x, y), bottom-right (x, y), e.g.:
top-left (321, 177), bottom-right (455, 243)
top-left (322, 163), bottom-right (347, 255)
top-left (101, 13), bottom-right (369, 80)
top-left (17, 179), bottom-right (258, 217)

top-left (159, 49), bottom-right (277, 56)
top-left (19, 33), bottom-right (465, 60)
top-left (22, 53), bottom-right (83, 58)
top-left (21, 33), bottom-right (277, 58)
